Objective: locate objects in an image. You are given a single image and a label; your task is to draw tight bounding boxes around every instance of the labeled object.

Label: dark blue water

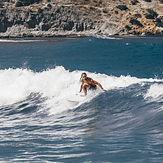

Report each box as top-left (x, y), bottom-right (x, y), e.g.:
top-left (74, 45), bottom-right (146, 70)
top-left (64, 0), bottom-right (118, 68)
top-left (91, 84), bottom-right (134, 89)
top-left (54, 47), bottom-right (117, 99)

top-left (1, 36), bottom-right (163, 78)
top-left (0, 36), bottom-right (163, 163)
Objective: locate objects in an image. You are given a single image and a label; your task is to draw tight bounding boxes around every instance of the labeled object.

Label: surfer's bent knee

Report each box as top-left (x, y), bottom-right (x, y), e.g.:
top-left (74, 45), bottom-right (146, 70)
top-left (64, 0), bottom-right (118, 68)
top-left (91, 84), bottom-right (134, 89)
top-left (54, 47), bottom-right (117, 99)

top-left (83, 83), bottom-right (89, 89)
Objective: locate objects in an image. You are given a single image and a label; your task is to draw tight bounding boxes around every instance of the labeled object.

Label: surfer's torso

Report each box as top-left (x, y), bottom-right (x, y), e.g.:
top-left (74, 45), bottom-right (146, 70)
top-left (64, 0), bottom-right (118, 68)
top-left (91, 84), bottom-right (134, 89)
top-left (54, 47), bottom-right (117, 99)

top-left (79, 73), bottom-right (106, 96)
top-left (81, 77), bottom-right (97, 90)
top-left (81, 77), bottom-right (96, 86)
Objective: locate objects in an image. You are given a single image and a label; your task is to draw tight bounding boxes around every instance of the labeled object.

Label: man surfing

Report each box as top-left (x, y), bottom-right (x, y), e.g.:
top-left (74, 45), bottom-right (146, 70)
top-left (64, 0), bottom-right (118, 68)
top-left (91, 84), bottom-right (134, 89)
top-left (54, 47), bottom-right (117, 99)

top-left (79, 73), bottom-right (107, 96)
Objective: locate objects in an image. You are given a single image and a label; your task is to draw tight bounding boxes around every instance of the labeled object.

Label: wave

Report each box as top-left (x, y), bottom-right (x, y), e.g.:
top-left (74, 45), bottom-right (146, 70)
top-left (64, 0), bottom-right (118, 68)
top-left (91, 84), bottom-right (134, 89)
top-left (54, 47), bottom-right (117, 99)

top-left (0, 66), bottom-right (163, 115)
top-left (0, 39), bottom-right (44, 43)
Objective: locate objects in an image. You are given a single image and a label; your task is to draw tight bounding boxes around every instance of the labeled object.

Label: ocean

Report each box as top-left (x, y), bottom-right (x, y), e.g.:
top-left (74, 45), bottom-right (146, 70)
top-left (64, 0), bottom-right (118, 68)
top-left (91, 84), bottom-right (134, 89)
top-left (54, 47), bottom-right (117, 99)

top-left (0, 35), bottom-right (163, 163)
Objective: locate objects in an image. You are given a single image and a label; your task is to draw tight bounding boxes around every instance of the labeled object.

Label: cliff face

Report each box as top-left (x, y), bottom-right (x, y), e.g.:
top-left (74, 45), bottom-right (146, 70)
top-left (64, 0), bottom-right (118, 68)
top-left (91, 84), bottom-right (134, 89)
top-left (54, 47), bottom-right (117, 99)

top-left (0, 0), bottom-right (163, 37)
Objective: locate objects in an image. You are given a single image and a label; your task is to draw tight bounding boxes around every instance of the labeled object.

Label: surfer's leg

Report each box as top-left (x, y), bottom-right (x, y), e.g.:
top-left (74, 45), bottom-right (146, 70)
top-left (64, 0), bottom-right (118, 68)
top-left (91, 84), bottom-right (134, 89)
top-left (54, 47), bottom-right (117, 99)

top-left (83, 83), bottom-right (90, 95)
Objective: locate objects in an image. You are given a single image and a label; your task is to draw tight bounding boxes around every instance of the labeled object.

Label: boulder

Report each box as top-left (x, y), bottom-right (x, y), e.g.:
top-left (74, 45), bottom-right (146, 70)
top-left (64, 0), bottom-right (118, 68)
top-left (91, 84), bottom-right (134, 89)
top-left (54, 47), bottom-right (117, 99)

top-left (145, 14), bottom-right (154, 19)
top-left (24, 20), bottom-right (38, 28)
top-left (130, 18), bottom-right (143, 27)
top-left (15, 0), bottom-right (42, 7)
top-left (115, 10), bottom-right (118, 14)
top-left (156, 22), bottom-right (163, 27)
top-left (156, 18), bottom-right (163, 27)
top-left (38, 8), bottom-right (43, 13)
top-left (131, 0), bottom-right (139, 5)
top-left (146, 9), bottom-right (158, 19)
top-left (116, 5), bottom-right (128, 11)
top-left (76, 23), bottom-right (84, 31)
top-left (156, 18), bottom-right (161, 22)
top-left (15, 1), bottom-right (23, 7)
top-left (125, 25), bottom-right (132, 31)
top-left (135, 14), bottom-right (141, 18)
top-left (47, 3), bottom-right (52, 8)
top-left (63, 21), bottom-right (74, 31)
top-left (42, 24), bottom-right (51, 31)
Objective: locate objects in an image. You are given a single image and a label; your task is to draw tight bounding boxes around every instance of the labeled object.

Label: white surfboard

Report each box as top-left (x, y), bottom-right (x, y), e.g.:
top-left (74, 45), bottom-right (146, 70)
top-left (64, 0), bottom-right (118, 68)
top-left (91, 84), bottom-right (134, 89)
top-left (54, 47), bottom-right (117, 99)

top-left (67, 94), bottom-right (86, 103)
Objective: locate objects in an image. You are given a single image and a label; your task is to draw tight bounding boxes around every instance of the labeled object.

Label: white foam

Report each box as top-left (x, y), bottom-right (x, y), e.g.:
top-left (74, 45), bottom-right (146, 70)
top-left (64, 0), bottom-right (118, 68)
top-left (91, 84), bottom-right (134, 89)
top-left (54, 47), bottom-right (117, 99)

top-left (144, 83), bottom-right (163, 100)
top-left (0, 39), bottom-right (44, 43)
top-left (0, 66), bottom-right (162, 114)
top-left (93, 35), bottom-right (122, 40)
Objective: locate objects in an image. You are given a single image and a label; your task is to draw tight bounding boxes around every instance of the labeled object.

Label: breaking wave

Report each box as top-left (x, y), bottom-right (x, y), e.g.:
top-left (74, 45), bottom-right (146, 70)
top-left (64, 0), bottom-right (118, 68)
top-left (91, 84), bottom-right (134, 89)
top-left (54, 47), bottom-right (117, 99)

top-left (0, 66), bottom-right (163, 115)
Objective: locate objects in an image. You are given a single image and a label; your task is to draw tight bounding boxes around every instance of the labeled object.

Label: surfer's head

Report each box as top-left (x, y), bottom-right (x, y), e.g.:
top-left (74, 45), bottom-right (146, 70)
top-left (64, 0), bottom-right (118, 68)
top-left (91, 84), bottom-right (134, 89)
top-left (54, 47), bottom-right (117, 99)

top-left (81, 73), bottom-right (87, 80)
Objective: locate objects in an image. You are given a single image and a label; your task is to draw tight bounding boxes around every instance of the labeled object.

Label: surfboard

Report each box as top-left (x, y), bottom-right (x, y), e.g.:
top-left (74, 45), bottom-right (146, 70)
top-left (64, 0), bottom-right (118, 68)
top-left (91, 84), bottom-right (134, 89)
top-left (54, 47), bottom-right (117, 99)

top-left (67, 94), bottom-right (86, 103)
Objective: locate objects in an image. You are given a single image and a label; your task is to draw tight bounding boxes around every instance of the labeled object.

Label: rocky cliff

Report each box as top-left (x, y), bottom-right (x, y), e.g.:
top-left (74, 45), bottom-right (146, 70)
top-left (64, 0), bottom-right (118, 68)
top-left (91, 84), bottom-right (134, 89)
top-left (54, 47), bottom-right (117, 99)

top-left (0, 0), bottom-right (163, 37)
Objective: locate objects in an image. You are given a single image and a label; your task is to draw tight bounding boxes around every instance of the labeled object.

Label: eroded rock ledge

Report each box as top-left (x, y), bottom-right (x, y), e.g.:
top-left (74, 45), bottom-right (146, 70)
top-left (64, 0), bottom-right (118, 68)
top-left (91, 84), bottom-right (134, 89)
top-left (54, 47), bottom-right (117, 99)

top-left (0, 0), bottom-right (163, 38)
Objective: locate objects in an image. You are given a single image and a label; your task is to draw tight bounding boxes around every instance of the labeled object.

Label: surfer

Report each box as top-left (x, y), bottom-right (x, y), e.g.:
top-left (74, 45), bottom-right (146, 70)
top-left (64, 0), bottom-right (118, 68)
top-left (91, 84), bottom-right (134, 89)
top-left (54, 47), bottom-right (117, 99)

top-left (79, 73), bottom-right (107, 96)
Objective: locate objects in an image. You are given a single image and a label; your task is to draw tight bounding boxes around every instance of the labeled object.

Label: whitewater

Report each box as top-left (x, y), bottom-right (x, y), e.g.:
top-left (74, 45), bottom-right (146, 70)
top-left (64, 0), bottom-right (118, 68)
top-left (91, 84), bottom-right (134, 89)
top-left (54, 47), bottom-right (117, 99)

top-left (0, 36), bottom-right (163, 163)
top-left (1, 66), bottom-right (162, 112)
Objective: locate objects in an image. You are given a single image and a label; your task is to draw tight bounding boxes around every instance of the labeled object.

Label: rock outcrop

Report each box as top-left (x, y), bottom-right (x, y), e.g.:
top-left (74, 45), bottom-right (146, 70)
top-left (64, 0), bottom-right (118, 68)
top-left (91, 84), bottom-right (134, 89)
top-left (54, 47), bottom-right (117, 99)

top-left (0, 0), bottom-right (163, 37)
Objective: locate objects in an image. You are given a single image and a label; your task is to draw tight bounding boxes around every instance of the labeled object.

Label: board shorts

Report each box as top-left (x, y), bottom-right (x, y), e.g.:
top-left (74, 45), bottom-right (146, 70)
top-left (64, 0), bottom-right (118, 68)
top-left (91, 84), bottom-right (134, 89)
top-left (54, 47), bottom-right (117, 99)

top-left (89, 84), bottom-right (97, 90)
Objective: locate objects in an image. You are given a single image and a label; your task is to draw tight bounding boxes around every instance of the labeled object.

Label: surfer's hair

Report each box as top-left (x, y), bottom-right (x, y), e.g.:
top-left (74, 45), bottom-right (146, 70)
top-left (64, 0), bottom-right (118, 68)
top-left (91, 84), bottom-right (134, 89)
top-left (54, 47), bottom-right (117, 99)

top-left (80, 72), bottom-right (87, 81)
top-left (81, 72), bottom-right (87, 77)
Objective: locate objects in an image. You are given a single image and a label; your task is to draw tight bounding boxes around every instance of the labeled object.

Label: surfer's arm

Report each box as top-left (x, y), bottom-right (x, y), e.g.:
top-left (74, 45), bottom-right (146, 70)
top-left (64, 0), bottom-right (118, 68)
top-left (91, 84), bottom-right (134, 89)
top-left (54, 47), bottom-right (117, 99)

top-left (79, 80), bottom-right (84, 93)
top-left (94, 80), bottom-right (107, 91)
top-left (79, 84), bottom-right (83, 92)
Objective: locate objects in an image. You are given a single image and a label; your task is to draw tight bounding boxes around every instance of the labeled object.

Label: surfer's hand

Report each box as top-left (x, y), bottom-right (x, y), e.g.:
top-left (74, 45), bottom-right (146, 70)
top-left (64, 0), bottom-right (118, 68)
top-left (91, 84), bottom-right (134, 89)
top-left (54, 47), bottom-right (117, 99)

top-left (80, 95), bottom-right (86, 97)
top-left (102, 89), bottom-right (107, 91)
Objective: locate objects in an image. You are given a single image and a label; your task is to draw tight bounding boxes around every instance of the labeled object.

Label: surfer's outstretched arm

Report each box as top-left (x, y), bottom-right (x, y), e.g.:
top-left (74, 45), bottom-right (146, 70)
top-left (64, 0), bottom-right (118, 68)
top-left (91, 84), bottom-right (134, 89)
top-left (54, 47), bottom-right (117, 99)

top-left (93, 80), bottom-right (107, 91)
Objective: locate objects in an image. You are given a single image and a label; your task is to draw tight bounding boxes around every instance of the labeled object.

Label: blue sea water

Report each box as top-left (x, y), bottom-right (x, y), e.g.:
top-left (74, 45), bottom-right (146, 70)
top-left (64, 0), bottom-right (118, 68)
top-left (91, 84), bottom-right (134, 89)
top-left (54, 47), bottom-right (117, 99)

top-left (0, 35), bottom-right (163, 163)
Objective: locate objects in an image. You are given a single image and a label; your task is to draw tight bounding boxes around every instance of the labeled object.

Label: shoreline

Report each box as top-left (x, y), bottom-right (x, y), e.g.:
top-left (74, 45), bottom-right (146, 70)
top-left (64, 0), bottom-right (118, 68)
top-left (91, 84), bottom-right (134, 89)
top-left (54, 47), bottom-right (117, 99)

top-left (1, 32), bottom-right (163, 44)
top-left (0, 36), bottom-right (80, 43)
top-left (1, 33), bottom-right (163, 40)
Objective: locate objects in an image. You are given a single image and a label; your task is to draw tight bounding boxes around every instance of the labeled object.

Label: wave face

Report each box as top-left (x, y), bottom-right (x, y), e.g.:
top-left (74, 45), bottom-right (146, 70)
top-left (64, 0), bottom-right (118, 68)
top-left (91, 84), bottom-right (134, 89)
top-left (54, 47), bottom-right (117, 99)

top-left (0, 66), bottom-right (163, 162)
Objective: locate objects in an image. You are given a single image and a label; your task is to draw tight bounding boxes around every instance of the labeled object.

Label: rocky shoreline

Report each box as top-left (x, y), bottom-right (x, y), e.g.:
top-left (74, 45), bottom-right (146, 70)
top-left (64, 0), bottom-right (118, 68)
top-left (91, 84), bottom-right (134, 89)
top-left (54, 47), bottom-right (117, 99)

top-left (0, 0), bottom-right (163, 38)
